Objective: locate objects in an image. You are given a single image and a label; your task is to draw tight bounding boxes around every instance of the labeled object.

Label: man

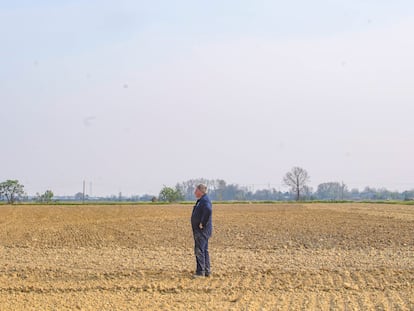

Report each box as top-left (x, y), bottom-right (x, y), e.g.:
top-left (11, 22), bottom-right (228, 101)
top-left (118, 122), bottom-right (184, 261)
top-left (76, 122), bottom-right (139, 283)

top-left (191, 183), bottom-right (213, 278)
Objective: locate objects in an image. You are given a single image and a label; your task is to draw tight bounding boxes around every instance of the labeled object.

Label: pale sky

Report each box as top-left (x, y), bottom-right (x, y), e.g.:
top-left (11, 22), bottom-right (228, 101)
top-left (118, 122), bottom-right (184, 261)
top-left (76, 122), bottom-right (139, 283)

top-left (1, 1), bottom-right (414, 196)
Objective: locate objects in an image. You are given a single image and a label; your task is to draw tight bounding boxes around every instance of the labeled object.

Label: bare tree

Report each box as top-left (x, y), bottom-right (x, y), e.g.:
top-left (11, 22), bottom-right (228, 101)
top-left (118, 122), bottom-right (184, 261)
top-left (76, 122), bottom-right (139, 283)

top-left (283, 167), bottom-right (310, 201)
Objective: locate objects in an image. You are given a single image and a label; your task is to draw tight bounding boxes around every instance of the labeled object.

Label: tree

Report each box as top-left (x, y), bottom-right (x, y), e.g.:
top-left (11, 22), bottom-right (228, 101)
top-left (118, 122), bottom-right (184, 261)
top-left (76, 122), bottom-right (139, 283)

top-left (175, 178), bottom-right (224, 201)
top-left (74, 192), bottom-right (88, 201)
top-left (175, 179), bottom-right (206, 201)
top-left (283, 167), bottom-right (310, 201)
top-left (302, 185), bottom-right (314, 200)
top-left (35, 190), bottom-right (54, 203)
top-left (316, 182), bottom-right (348, 200)
top-left (349, 188), bottom-right (360, 200)
top-left (402, 190), bottom-right (414, 201)
top-left (0, 180), bottom-right (25, 204)
top-left (159, 186), bottom-right (184, 203)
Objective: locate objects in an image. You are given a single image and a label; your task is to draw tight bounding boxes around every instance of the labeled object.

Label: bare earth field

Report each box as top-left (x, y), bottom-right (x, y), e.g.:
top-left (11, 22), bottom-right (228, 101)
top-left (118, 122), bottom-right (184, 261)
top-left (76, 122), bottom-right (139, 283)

top-left (0, 203), bottom-right (413, 310)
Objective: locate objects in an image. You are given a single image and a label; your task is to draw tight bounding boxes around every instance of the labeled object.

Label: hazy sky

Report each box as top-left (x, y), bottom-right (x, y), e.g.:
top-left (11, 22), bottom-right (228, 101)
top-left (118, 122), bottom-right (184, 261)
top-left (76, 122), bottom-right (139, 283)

top-left (1, 1), bottom-right (414, 196)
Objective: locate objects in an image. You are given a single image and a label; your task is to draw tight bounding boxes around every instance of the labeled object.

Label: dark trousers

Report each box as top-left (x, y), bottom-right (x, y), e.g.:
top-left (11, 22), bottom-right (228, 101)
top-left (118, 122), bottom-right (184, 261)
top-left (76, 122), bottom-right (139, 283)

top-left (193, 230), bottom-right (210, 275)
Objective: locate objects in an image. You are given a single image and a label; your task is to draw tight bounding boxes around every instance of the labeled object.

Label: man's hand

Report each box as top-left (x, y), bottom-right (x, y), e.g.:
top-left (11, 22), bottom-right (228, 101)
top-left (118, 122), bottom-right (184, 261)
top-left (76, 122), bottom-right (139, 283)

top-left (199, 223), bottom-right (203, 230)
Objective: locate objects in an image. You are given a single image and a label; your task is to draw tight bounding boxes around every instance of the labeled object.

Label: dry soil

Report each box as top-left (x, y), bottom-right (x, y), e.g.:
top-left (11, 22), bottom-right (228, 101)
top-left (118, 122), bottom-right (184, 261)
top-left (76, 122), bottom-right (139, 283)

top-left (0, 203), bottom-right (413, 310)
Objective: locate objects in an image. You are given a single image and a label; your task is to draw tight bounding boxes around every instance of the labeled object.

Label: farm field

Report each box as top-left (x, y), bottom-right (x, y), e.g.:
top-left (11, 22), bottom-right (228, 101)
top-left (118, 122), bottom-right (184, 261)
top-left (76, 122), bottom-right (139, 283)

top-left (0, 203), bottom-right (413, 310)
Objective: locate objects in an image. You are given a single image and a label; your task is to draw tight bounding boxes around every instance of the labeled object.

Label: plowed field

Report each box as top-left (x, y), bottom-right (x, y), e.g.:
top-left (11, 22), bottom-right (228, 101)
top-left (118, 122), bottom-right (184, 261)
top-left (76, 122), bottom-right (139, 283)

top-left (0, 203), bottom-right (413, 310)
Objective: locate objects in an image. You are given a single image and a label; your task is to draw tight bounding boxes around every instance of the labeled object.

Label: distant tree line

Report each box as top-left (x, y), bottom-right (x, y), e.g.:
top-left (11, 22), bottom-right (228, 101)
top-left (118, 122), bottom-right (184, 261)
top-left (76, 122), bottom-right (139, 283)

top-left (1, 168), bottom-right (414, 204)
top-left (162, 167), bottom-right (414, 202)
top-left (168, 181), bottom-right (414, 202)
top-left (0, 180), bottom-right (55, 204)
top-left (163, 168), bottom-right (414, 202)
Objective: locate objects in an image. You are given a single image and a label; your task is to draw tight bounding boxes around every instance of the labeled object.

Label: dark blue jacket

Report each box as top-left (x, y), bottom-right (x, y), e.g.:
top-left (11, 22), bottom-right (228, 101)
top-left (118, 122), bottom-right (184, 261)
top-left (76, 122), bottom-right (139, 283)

top-left (191, 194), bottom-right (212, 237)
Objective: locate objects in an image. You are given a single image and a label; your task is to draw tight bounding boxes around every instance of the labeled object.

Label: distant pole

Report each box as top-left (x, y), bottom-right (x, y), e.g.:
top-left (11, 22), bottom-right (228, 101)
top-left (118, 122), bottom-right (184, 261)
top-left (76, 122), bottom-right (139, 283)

top-left (82, 180), bottom-right (85, 204)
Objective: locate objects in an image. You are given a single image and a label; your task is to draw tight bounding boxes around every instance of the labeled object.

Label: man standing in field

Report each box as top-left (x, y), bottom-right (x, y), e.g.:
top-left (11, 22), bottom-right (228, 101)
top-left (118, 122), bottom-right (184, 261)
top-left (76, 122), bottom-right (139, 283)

top-left (191, 184), bottom-right (213, 278)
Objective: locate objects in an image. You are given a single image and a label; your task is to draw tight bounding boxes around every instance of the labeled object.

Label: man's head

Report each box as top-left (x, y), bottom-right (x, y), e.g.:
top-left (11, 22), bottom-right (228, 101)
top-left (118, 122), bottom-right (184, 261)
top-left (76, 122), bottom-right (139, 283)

top-left (194, 184), bottom-right (207, 199)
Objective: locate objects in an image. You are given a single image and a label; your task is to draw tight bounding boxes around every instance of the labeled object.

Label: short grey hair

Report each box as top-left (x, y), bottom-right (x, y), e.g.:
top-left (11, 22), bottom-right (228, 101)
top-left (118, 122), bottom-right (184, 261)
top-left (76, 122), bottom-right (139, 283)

top-left (196, 183), bottom-right (208, 194)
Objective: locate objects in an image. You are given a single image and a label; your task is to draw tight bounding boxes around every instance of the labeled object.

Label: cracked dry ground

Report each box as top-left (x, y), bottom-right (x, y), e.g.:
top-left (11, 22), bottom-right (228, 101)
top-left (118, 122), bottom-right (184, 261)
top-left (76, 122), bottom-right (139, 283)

top-left (0, 203), bottom-right (413, 310)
